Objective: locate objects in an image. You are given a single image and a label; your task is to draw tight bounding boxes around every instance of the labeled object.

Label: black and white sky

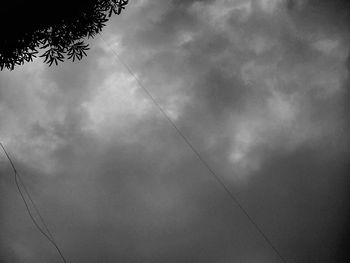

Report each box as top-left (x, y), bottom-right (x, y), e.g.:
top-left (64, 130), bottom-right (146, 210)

top-left (1, 0), bottom-right (350, 262)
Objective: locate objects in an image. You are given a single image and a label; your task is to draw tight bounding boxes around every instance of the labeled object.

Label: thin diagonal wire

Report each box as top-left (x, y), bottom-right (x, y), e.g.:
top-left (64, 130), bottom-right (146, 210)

top-left (101, 37), bottom-right (288, 263)
top-left (17, 172), bottom-right (55, 241)
top-left (0, 143), bottom-right (68, 263)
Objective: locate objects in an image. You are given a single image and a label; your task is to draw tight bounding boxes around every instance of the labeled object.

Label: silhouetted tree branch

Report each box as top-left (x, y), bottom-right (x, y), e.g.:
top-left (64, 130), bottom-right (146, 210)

top-left (0, 0), bottom-right (128, 70)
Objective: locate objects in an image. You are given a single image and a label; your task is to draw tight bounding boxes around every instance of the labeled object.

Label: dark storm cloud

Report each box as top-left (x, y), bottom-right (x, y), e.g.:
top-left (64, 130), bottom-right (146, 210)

top-left (1, 0), bottom-right (350, 262)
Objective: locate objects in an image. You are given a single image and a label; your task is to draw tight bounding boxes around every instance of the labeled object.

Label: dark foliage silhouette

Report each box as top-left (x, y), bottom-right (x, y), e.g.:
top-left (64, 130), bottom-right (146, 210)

top-left (0, 0), bottom-right (128, 70)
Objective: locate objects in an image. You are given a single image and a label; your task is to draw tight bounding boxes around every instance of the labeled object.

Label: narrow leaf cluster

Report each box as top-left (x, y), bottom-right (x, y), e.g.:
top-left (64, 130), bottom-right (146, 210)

top-left (0, 0), bottom-right (129, 70)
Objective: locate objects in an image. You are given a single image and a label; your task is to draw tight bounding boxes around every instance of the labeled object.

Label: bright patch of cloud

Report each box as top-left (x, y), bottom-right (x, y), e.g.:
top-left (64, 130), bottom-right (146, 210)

top-left (192, 0), bottom-right (253, 26)
top-left (312, 38), bottom-right (340, 56)
top-left (258, 0), bottom-right (284, 13)
top-left (82, 72), bottom-right (151, 138)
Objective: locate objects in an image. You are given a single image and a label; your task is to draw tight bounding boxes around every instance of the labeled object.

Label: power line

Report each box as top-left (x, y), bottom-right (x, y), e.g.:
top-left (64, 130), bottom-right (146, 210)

top-left (0, 142), bottom-right (68, 263)
top-left (17, 172), bottom-right (56, 242)
top-left (101, 36), bottom-right (288, 263)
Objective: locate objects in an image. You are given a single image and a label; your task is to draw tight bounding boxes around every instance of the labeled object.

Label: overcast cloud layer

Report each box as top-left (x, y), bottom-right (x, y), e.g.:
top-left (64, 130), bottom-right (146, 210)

top-left (1, 0), bottom-right (350, 262)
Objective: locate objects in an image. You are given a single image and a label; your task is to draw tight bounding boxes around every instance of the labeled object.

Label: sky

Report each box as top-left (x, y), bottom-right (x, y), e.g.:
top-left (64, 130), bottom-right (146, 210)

top-left (0, 0), bottom-right (349, 262)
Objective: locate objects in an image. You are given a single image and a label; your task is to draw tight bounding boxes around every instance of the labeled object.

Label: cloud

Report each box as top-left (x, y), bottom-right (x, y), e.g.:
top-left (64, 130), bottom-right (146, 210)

top-left (1, 0), bottom-right (349, 262)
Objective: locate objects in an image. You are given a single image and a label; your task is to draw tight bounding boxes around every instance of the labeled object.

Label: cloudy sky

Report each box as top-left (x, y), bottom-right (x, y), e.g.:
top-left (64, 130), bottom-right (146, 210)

top-left (1, 0), bottom-right (349, 262)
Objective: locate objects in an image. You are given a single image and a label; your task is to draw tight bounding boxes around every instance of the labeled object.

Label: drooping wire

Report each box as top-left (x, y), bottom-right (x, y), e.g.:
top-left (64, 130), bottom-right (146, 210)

top-left (101, 36), bottom-right (289, 263)
top-left (17, 172), bottom-right (55, 242)
top-left (0, 142), bottom-right (68, 263)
